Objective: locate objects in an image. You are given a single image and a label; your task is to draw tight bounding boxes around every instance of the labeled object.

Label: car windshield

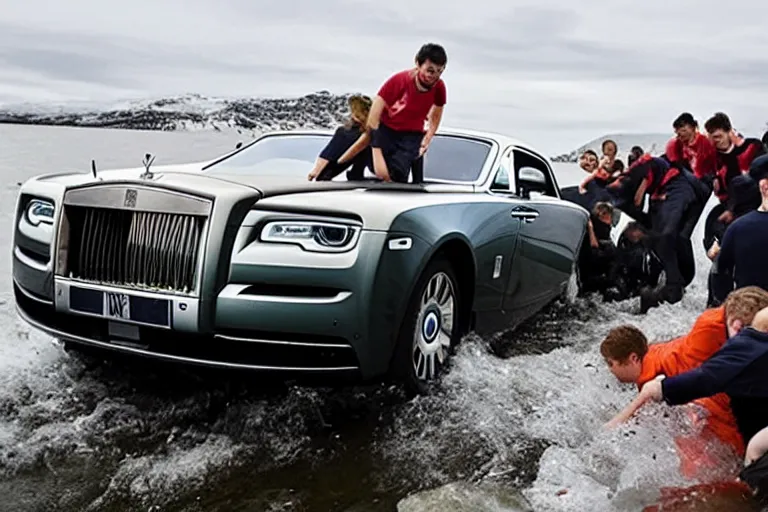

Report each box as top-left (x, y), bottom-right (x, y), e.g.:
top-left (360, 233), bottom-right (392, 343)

top-left (203, 133), bottom-right (492, 183)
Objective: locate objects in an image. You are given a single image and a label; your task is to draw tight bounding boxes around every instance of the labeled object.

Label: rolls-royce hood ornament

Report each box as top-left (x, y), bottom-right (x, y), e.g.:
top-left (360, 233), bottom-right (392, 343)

top-left (140, 153), bottom-right (156, 180)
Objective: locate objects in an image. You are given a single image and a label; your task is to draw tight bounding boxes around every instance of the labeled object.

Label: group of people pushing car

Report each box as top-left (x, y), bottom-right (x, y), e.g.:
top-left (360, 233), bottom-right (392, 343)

top-left (306, 41), bottom-right (768, 504)
top-left (567, 113), bottom-right (768, 315)
top-left (589, 125), bottom-right (768, 503)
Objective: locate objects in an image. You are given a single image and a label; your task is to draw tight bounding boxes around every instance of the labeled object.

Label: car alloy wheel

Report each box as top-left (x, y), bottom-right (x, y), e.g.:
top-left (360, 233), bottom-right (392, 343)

top-left (411, 271), bottom-right (456, 382)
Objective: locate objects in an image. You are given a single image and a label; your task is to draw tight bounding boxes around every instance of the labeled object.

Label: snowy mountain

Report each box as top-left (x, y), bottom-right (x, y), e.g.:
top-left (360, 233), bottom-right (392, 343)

top-left (0, 92), bottom-right (352, 134)
top-left (2, 94), bottom-right (763, 163)
top-left (551, 133), bottom-right (672, 163)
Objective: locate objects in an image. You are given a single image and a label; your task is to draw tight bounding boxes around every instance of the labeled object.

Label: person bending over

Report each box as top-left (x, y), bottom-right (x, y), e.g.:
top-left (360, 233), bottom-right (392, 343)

top-left (638, 306), bottom-right (768, 465)
top-left (308, 94), bottom-right (373, 181)
top-left (600, 286), bottom-right (768, 466)
top-left (608, 153), bottom-right (699, 310)
top-left (366, 43), bottom-right (447, 183)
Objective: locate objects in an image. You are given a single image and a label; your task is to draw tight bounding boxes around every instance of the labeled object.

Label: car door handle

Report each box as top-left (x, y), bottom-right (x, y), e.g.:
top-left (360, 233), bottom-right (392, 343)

top-left (511, 206), bottom-right (539, 222)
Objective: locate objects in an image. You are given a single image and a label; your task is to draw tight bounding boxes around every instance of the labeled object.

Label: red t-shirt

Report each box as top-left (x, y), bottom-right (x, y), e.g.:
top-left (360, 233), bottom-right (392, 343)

top-left (377, 69), bottom-right (446, 133)
top-left (665, 132), bottom-right (718, 180)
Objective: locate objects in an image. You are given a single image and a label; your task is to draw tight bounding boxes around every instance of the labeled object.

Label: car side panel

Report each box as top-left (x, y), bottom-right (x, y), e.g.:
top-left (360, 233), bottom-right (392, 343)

top-left (503, 199), bottom-right (589, 314)
top-left (374, 199), bottom-right (523, 345)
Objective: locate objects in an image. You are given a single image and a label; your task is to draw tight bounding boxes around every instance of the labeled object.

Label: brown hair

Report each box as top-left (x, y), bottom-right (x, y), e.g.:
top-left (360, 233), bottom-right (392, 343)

top-left (724, 286), bottom-right (768, 325)
top-left (600, 325), bottom-right (648, 362)
top-left (602, 139), bottom-right (618, 154)
top-left (345, 94), bottom-right (372, 129)
top-left (592, 201), bottom-right (614, 218)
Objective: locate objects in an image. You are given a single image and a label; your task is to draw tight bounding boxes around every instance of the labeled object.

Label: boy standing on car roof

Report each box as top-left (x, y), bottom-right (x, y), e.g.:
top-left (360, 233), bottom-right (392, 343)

top-left (366, 43), bottom-right (447, 183)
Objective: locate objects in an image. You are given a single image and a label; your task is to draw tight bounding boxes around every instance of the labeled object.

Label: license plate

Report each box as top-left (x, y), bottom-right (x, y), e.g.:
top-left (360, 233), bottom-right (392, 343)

top-left (69, 286), bottom-right (171, 328)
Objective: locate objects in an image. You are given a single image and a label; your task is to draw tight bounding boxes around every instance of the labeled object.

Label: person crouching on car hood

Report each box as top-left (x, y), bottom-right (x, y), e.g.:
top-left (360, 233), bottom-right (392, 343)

top-left (308, 94), bottom-right (373, 181)
top-left (366, 43), bottom-right (447, 184)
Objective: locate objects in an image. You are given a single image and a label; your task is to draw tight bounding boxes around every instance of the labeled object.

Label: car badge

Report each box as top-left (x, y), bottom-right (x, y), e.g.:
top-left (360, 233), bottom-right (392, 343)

top-left (124, 189), bottom-right (138, 208)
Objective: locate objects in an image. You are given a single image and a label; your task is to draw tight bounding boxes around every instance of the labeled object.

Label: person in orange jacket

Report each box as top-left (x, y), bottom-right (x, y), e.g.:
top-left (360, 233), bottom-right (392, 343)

top-left (599, 286), bottom-right (768, 477)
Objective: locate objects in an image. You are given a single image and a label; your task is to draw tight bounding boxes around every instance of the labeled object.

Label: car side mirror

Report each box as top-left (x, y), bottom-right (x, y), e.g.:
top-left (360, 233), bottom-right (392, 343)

top-left (519, 166), bottom-right (546, 186)
top-left (518, 166), bottom-right (548, 198)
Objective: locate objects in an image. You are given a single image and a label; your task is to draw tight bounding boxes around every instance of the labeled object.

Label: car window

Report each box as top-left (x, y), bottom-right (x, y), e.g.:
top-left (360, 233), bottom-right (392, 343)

top-left (490, 148), bottom-right (513, 191)
top-left (512, 149), bottom-right (558, 198)
top-left (421, 135), bottom-right (492, 182)
top-left (203, 134), bottom-right (332, 176)
top-left (203, 133), bottom-right (493, 183)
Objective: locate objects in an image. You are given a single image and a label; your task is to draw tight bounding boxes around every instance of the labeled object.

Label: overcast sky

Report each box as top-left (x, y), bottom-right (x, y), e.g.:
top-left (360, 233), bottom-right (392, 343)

top-left (1, 0), bottom-right (767, 153)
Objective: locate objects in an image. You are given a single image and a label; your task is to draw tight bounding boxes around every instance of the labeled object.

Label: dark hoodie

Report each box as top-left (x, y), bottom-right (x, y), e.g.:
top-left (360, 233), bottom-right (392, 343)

top-left (662, 327), bottom-right (768, 443)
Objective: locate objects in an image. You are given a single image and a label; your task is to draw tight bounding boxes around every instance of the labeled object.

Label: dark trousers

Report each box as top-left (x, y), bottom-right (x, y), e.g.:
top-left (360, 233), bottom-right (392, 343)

top-left (371, 123), bottom-right (423, 183)
top-left (649, 176), bottom-right (703, 288)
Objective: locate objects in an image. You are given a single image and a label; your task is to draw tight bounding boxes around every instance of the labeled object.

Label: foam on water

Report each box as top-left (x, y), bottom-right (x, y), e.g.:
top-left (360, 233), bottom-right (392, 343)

top-left (0, 124), bottom-right (751, 510)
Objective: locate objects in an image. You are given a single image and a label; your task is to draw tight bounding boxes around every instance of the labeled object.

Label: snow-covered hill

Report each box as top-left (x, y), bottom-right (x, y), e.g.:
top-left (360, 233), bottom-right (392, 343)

top-left (551, 133), bottom-right (673, 163)
top-left (2, 94), bottom-right (764, 163)
top-left (0, 92), bottom-right (351, 134)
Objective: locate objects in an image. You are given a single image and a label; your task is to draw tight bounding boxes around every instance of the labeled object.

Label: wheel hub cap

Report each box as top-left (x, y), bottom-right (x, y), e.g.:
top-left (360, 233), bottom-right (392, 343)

top-left (412, 271), bottom-right (456, 383)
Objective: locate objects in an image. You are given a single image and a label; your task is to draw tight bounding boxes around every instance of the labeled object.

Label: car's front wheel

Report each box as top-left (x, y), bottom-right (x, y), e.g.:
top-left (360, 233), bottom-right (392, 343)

top-left (392, 256), bottom-right (462, 395)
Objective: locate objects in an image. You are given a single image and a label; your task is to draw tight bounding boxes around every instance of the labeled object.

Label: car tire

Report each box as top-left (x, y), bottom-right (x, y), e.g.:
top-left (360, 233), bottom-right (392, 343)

top-left (392, 256), bottom-right (462, 396)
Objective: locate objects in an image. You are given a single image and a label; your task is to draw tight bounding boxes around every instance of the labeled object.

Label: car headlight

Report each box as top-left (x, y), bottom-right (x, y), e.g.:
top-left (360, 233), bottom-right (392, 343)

top-left (260, 221), bottom-right (361, 252)
top-left (25, 199), bottom-right (55, 226)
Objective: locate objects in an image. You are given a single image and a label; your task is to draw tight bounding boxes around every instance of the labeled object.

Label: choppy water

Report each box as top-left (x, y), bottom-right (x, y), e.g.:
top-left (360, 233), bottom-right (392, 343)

top-left (0, 124), bottom-right (756, 511)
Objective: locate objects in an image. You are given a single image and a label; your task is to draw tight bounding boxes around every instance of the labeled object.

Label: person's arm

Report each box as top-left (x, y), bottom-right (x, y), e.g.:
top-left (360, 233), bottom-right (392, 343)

top-left (420, 82), bottom-right (446, 156)
top-left (579, 172), bottom-right (596, 193)
top-left (587, 220), bottom-right (599, 248)
top-left (337, 131), bottom-right (371, 164)
top-left (660, 342), bottom-right (752, 405)
top-left (634, 177), bottom-right (649, 207)
top-left (308, 157), bottom-right (329, 180)
top-left (604, 388), bottom-right (657, 428)
top-left (366, 96), bottom-right (387, 131)
top-left (715, 221), bottom-right (737, 279)
top-left (421, 105), bottom-right (444, 154)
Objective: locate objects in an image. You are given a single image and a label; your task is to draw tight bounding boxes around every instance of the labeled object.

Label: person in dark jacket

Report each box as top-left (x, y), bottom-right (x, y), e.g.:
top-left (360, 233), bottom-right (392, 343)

top-left (705, 173), bottom-right (762, 306)
top-left (714, 155), bottom-right (768, 297)
top-left (308, 94), bottom-right (374, 181)
top-left (638, 307), bottom-right (768, 450)
top-left (607, 153), bottom-right (701, 310)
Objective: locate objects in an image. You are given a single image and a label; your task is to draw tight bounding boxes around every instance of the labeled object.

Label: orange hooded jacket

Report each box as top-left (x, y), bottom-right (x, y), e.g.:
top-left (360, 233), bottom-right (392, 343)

top-left (635, 306), bottom-right (744, 477)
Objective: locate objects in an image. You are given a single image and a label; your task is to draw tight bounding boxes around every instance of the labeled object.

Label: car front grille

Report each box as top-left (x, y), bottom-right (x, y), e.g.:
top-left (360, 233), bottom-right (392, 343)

top-left (65, 206), bottom-right (206, 294)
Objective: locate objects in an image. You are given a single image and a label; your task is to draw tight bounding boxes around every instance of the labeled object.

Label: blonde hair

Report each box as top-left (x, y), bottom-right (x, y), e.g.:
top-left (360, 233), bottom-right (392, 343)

top-left (753, 307), bottom-right (768, 332)
top-left (346, 94), bottom-right (372, 129)
top-left (724, 286), bottom-right (768, 325)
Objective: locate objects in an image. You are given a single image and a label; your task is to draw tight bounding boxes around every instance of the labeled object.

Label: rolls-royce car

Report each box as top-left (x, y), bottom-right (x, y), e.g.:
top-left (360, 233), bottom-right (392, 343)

top-left (12, 127), bottom-right (589, 394)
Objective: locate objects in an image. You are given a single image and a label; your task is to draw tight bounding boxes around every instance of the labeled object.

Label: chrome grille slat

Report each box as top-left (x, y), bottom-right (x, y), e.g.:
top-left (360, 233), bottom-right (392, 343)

top-left (68, 207), bottom-right (204, 295)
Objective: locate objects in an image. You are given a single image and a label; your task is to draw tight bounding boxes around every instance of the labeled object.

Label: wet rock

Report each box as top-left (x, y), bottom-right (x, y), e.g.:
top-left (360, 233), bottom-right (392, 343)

top-left (396, 481), bottom-right (533, 512)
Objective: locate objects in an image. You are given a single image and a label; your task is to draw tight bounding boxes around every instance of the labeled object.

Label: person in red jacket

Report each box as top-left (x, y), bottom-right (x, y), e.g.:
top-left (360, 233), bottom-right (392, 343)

top-left (666, 112), bottom-right (719, 189)
top-left (366, 43), bottom-right (447, 183)
top-left (704, 112), bottom-right (766, 225)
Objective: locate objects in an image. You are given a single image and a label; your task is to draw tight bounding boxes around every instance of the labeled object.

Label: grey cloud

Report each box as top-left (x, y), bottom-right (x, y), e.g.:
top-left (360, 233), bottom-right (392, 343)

top-left (0, 22), bottom-right (329, 89)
